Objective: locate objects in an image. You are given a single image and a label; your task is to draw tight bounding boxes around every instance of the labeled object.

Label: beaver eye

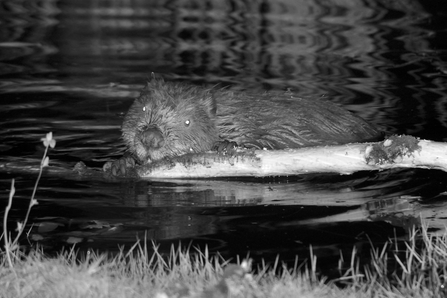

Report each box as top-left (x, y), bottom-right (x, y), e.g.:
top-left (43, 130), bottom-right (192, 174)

top-left (185, 119), bottom-right (191, 127)
top-left (142, 106), bottom-right (146, 112)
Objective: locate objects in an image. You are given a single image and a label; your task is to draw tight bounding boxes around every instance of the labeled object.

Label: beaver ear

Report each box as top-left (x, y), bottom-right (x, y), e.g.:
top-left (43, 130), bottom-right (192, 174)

top-left (138, 77), bottom-right (159, 101)
top-left (146, 73), bottom-right (164, 89)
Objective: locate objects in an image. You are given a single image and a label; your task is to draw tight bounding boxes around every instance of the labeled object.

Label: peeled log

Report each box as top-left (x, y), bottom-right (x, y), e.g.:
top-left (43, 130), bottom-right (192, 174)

top-left (136, 135), bottom-right (447, 179)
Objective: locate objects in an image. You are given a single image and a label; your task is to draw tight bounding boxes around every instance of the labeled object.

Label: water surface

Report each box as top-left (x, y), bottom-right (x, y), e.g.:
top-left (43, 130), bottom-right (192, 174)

top-left (1, 0), bottom-right (447, 276)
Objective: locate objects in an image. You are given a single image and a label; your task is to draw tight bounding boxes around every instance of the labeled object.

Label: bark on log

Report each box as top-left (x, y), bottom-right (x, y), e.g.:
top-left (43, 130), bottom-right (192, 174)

top-left (135, 135), bottom-right (447, 179)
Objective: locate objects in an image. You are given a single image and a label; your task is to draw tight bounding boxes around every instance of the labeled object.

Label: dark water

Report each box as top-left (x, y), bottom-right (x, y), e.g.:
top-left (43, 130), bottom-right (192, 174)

top-left (1, 0), bottom-right (447, 275)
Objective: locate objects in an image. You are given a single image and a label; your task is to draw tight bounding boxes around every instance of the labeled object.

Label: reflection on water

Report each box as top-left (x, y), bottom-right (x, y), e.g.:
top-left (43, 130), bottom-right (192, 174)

top-left (1, 0), bottom-right (447, 274)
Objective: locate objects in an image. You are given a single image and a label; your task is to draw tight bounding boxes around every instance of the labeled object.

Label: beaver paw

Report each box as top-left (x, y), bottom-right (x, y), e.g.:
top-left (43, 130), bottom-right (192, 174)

top-left (212, 140), bottom-right (238, 155)
top-left (103, 155), bottom-right (136, 177)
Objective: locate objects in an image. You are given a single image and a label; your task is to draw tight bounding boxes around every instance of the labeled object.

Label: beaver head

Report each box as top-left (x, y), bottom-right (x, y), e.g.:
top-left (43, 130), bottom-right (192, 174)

top-left (122, 80), bottom-right (219, 163)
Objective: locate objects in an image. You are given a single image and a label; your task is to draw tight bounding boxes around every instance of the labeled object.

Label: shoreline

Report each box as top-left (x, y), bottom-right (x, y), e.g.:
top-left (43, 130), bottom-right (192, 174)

top-left (1, 225), bottom-right (445, 298)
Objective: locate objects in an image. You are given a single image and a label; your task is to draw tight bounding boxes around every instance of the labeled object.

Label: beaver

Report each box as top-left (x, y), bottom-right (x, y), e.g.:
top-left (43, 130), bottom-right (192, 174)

top-left (108, 79), bottom-right (381, 175)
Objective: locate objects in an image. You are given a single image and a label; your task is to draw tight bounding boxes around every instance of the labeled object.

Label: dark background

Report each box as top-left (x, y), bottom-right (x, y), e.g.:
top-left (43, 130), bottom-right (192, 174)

top-left (1, 0), bottom-right (447, 276)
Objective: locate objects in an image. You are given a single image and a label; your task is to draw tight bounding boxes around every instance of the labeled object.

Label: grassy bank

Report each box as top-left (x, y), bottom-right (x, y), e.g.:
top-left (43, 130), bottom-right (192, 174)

top-left (1, 225), bottom-right (446, 298)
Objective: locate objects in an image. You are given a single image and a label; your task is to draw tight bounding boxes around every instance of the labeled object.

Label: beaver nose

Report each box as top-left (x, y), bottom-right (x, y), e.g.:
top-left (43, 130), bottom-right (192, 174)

top-left (139, 127), bottom-right (164, 149)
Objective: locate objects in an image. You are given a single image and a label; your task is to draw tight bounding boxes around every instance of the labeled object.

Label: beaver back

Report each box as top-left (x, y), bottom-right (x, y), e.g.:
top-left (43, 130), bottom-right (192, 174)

top-left (215, 90), bottom-right (380, 150)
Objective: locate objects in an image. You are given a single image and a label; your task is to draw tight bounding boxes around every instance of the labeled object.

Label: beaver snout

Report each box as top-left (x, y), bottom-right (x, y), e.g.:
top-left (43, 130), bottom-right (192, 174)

top-left (138, 127), bottom-right (165, 149)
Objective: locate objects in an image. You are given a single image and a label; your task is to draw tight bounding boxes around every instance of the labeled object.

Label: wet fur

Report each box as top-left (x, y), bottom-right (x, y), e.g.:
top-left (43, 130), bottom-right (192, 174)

top-left (122, 79), bottom-right (380, 163)
top-left (215, 91), bottom-right (379, 149)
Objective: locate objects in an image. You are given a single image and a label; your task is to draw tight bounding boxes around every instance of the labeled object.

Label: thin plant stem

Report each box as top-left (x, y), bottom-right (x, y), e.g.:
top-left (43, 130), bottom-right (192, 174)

top-left (11, 145), bottom-right (49, 246)
top-left (3, 179), bottom-right (16, 271)
top-left (2, 132), bottom-right (54, 272)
